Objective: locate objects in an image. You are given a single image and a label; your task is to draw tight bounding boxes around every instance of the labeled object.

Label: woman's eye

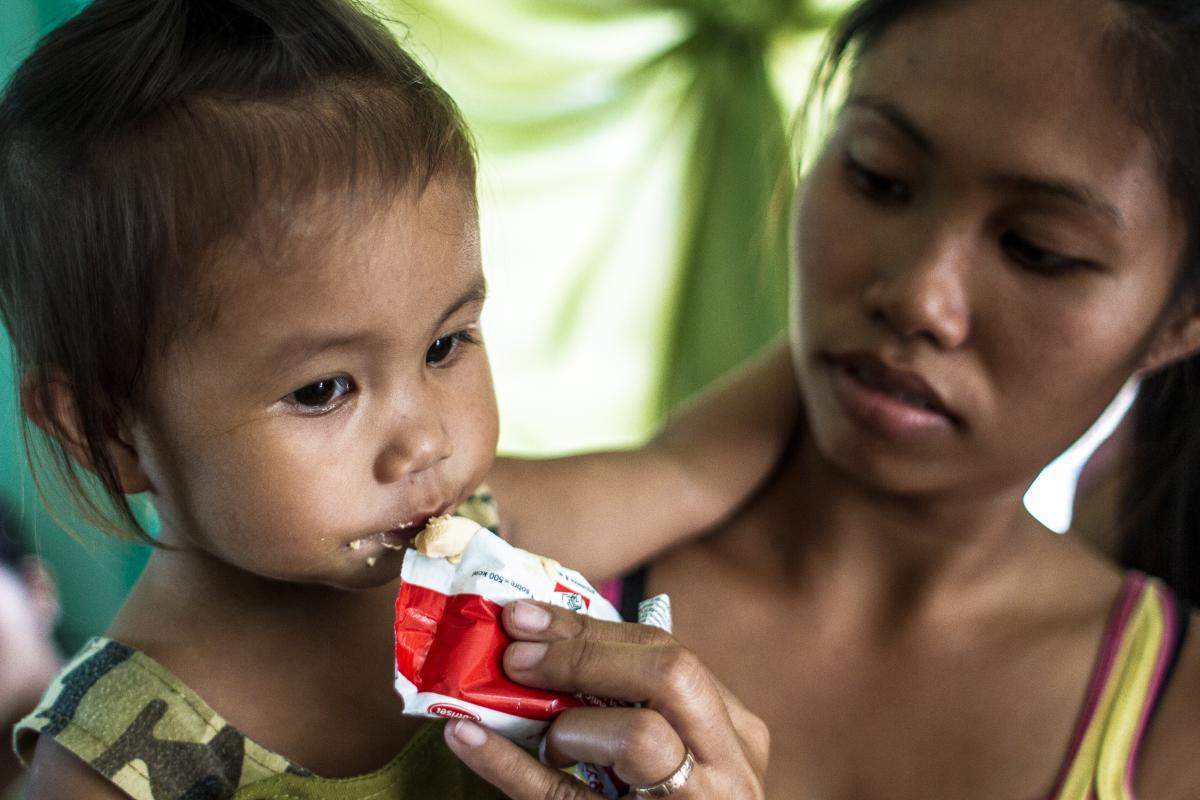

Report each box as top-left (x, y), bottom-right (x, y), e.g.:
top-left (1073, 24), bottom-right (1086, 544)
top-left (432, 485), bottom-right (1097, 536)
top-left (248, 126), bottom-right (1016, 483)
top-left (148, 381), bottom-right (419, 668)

top-left (426, 331), bottom-right (476, 366)
top-left (289, 376), bottom-right (354, 409)
top-left (1000, 232), bottom-right (1085, 275)
top-left (845, 156), bottom-right (910, 203)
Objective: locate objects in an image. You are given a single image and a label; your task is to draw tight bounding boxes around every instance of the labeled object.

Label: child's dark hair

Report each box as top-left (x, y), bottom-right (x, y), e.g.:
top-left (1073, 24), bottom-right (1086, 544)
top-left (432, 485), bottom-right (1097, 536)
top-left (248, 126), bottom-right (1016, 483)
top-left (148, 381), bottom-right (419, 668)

top-left (810, 0), bottom-right (1200, 603)
top-left (0, 0), bottom-right (476, 543)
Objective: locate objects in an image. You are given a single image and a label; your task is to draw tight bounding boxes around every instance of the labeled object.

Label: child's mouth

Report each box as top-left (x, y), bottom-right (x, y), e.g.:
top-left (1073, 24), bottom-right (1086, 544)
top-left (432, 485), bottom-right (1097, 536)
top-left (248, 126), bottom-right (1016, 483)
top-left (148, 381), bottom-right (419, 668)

top-left (346, 510), bottom-right (448, 555)
top-left (347, 522), bottom-right (419, 553)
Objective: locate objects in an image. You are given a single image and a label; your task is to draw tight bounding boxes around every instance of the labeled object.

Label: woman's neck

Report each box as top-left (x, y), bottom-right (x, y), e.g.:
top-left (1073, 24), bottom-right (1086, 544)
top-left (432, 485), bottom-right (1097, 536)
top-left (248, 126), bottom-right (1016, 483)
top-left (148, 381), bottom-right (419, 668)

top-left (719, 431), bottom-right (1058, 629)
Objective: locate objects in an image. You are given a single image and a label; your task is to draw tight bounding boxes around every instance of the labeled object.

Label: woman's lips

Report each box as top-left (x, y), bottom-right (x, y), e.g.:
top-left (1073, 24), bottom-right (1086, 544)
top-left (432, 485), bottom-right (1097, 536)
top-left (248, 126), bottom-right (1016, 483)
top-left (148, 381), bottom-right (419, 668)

top-left (827, 353), bottom-right (960, 439)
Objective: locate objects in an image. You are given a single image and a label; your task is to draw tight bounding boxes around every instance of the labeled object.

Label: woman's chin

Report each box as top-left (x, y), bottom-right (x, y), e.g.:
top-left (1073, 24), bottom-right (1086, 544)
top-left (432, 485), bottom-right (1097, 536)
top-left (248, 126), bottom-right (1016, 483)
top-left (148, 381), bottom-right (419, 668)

top-left (807, 426), bottom-right (965, 497)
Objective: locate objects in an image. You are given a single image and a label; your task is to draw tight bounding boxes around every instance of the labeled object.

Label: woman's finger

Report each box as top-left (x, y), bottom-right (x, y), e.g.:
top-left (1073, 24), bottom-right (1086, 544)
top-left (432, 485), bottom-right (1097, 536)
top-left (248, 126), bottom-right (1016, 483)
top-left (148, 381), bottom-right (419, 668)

top-left (504, 599), bottom-right (673, 646)
top-left (539, 706), bottom-right (763, 799)
top-left (506, 600), bottom-right (769, 777)
top-left (443, 718), bottom-right (598, 800)
top-left (504, 630), bottom-right (740, 767)
top-left (706, 673), bottom-right (770, 778)
top-left (500, 600), bottom-right (768, 788)
top-left (503, 634), bottom-right (704, 700)
top-left (539, 706), bottom-right (688, 786)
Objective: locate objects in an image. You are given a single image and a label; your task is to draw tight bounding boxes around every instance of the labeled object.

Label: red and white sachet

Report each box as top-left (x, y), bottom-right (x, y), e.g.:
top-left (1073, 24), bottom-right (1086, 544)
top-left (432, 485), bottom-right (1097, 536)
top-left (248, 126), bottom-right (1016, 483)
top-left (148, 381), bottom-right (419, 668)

top-left (394, 516), bottom-right (624, 746)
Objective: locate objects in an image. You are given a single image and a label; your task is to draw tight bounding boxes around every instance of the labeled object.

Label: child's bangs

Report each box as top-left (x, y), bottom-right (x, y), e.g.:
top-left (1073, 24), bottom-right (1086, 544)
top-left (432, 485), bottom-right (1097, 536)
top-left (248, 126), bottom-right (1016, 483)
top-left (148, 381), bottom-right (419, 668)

top-left (130, 80), bottom-right (476, 343)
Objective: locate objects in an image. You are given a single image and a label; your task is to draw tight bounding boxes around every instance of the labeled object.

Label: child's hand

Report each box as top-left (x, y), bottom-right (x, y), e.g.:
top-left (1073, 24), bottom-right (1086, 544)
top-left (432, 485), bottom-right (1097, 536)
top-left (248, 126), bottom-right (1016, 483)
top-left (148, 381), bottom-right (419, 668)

top-left (443, 601), bottom-right (769, 799)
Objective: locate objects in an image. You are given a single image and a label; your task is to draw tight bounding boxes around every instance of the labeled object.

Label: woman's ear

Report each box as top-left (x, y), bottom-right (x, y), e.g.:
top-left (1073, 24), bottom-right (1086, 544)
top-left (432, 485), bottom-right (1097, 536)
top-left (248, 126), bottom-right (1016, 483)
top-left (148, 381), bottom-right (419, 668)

top-left (20, 372), bottom-right (154, 495)
top-left (1138, 301), bottom-right (1200, 376)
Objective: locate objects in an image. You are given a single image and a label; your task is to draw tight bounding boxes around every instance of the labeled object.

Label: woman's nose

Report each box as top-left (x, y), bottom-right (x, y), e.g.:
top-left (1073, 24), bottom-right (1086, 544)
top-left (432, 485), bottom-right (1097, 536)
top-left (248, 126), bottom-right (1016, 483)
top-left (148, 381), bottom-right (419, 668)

top-left (373, 396), bottom-right (453, 483)
top-left (862, 225), bottom-right (972, 350)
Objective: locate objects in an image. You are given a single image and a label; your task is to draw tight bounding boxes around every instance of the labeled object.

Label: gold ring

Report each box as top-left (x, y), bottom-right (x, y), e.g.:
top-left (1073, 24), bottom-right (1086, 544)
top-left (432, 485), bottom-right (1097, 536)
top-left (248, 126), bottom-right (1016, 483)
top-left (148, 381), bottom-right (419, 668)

top-left (630, 748), bottom-right (696, 798)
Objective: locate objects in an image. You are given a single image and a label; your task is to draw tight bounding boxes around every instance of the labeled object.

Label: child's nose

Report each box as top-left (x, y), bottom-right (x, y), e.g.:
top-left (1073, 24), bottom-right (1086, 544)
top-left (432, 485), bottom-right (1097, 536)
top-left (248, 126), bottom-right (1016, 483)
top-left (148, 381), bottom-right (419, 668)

top-left (373, 403), bottom-right (453, 483)
top-left (862, 224), bottom-right (972, 350)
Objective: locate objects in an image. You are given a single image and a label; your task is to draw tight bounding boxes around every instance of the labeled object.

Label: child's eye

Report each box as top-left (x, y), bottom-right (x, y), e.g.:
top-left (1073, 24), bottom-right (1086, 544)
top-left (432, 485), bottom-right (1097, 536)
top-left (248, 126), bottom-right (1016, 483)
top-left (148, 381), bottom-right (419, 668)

top-left (844, 155), bottom-right (910, 203)
top-left (1000, 232), bottom-right (1087, 275)
top-left (426, 331), bottom-right (476, 366)
top-left (289, 376), bottom-right (354, 409)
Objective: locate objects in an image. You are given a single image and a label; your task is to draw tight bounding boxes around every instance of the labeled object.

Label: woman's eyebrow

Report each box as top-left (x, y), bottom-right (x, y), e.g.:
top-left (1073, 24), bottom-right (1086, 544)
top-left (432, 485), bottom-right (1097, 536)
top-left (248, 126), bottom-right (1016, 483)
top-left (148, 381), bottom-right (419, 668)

top-left (845, 94), bottom-right (1123, 227)
top-left (991, 174), bottom-right (1124, 227)
top-left (846, 94), bottom-right (936, 155)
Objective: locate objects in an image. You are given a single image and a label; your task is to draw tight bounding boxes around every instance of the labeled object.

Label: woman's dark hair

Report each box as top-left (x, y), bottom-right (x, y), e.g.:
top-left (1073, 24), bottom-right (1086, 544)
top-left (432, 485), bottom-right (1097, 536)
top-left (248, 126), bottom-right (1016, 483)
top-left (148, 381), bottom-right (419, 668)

top-left (0, 0), bottom-right (476, 543)
top-left (810, 0), bottom-right (1200, 604)
top-left (1121, 362), bottom-right (1200, 606)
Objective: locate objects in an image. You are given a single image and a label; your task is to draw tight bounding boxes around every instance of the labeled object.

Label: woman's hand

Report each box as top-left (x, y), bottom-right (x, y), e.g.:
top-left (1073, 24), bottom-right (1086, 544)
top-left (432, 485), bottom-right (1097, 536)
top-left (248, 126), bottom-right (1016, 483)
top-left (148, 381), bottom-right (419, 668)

top-left (443, 600), bottom-right (769, 799)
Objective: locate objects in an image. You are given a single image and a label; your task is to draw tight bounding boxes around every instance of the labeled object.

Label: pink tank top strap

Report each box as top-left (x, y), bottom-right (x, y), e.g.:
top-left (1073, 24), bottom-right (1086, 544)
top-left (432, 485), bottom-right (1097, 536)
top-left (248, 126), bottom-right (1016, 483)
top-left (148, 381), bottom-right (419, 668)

top-left (1048, 572), bottom-right (1188, 799)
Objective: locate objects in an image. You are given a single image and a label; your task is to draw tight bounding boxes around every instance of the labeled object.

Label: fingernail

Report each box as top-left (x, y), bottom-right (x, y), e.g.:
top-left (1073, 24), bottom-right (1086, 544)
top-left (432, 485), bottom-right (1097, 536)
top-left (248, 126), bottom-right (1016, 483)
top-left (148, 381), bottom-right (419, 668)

top-left (448, 719), bottom-right (487, 748)
top-left (512, 601), bottom-right (552, 633)
top-left (507, 641), bottom-right (548, 670)
top-left (537, 734), bottom-right (550, 765)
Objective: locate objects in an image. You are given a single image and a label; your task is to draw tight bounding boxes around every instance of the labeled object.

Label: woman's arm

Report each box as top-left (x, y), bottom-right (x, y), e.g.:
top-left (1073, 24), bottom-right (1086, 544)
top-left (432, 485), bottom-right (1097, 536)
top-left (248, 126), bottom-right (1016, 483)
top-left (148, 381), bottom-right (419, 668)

top-left (490, 339), bottom-right (799, 580)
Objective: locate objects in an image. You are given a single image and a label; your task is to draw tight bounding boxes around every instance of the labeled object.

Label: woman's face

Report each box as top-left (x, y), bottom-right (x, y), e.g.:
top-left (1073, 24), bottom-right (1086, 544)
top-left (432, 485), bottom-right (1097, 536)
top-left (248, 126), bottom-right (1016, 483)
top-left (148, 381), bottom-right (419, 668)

top-left (792, 0), bottom-right (1188, 497)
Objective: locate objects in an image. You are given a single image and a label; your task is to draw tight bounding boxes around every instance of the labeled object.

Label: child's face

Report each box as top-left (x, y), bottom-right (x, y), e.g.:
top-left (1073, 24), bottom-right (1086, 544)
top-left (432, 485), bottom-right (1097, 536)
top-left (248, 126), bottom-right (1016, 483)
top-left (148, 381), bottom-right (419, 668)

top-left (130, 177), bottom-right (498, 589)
top-left (790, 0), bottom-right (1188, 496)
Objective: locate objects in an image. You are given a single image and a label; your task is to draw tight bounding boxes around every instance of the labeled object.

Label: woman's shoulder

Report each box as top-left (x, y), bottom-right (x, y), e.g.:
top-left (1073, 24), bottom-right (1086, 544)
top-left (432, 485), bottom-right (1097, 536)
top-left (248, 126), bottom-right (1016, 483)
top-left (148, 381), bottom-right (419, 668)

top-left (1133, 604), bottom-right (1200, 798)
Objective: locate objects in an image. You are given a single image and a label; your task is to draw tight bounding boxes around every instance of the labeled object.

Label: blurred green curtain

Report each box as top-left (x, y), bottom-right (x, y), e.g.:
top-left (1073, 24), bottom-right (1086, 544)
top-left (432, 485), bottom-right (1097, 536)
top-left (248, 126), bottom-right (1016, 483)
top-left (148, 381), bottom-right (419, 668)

top-left (1, 0), bottom-right (146, 653)
top-left (646, 1), bottom-right (832, 407)
top-left (383, 0), bottom-right (842, 452)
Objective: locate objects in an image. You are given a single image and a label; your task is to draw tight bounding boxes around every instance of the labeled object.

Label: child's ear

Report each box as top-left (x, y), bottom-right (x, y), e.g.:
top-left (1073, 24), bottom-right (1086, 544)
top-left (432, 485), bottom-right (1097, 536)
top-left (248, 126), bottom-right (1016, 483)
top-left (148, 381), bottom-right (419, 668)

top-left (1138, 300), bottom-right (1200, 376)
top-left (20, 371), bottom-right (154, 495)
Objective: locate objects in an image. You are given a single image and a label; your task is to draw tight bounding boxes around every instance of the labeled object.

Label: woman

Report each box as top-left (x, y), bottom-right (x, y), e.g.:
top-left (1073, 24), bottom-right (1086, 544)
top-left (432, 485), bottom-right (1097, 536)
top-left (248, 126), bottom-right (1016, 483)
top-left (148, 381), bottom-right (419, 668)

top-left (468, 0), bottom-right (1200, 796)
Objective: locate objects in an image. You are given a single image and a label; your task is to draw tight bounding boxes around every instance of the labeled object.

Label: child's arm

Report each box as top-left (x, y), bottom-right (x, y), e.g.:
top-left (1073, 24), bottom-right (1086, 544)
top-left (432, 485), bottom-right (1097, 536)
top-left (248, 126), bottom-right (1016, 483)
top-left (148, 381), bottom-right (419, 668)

top-left (488, 338), bottom-right (799, 580)
top-left (23, 739), bottom-right (130, 799)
